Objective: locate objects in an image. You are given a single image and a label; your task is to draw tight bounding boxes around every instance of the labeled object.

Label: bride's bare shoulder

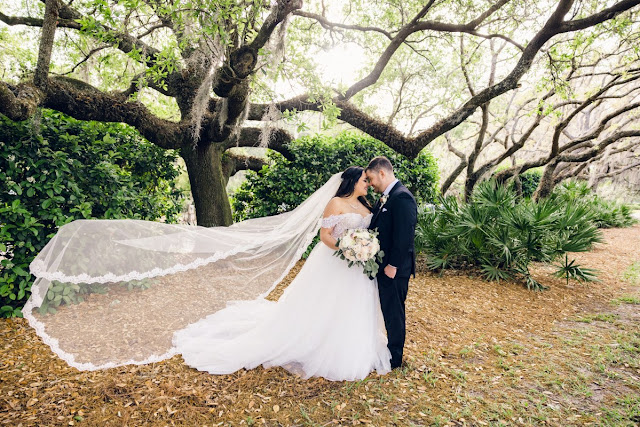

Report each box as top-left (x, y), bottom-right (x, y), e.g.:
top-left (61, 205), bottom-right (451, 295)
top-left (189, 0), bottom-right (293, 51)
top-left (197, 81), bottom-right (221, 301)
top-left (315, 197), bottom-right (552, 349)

top-left (323, 197), bottom-right (345, 217)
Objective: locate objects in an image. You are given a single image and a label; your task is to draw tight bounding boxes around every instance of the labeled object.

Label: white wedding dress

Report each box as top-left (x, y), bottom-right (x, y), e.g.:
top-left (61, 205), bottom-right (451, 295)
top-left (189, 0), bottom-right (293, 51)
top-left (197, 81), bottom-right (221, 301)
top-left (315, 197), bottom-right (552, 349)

top-left (173, 212), bottom-right (392, 381)
top-left (24, 173), bottom-right (391, 377)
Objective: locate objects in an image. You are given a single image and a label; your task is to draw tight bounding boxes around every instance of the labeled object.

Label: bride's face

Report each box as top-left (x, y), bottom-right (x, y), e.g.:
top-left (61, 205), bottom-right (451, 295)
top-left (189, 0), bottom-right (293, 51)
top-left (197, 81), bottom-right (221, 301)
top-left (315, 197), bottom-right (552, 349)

top-left (354, 171), bottom-right (369, 197)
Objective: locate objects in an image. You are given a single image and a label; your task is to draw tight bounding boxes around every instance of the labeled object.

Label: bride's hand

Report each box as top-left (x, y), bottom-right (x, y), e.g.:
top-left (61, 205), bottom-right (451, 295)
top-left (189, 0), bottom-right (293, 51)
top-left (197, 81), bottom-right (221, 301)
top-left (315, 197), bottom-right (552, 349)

top-left (320, 227), bottom-right (338, 250)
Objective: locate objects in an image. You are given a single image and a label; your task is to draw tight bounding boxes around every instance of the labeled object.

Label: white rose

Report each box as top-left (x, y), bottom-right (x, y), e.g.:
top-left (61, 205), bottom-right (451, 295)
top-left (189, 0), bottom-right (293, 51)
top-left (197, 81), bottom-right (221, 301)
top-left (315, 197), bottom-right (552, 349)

top-left (341, 236), bottom-right (355, 249)
top-left (363, 246), bottom-right (374, 259)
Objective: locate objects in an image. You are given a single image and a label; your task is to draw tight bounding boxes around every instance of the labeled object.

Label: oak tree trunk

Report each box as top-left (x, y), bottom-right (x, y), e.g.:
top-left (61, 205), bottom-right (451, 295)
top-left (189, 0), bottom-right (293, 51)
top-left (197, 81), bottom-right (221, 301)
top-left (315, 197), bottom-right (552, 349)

top-left (533, 160), bottom-right (559, 201)
top-left (464, 174), bottom-right (479, 202)
top-left (513, 174), bottom-right (523, 198)
top-left (181, 143), bottom-right (233, 227)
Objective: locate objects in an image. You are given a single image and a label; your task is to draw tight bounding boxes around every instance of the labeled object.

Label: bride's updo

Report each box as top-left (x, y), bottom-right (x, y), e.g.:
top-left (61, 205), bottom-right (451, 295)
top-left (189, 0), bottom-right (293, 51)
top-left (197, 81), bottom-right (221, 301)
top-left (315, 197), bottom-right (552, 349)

top-left (335, 166), bottom-right (372, 210)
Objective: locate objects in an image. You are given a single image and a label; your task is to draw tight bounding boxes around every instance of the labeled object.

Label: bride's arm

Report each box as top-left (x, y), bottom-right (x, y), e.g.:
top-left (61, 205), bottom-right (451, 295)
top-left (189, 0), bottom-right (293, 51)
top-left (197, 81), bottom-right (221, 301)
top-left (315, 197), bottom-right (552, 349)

top-left (320, 198), bottom-right (341, 250)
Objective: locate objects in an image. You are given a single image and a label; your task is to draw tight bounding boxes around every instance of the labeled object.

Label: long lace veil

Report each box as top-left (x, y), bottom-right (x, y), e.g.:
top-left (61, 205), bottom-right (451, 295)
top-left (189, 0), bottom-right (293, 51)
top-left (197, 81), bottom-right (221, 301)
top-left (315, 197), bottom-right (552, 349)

top-left (23, 173), bottom-right (343, 370)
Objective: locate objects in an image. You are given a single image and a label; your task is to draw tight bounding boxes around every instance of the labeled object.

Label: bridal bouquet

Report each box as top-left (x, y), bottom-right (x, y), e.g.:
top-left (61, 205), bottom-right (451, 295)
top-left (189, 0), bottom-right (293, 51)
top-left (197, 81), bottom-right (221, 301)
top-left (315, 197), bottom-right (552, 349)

top-left (334, 228), bottom-right (385, 279)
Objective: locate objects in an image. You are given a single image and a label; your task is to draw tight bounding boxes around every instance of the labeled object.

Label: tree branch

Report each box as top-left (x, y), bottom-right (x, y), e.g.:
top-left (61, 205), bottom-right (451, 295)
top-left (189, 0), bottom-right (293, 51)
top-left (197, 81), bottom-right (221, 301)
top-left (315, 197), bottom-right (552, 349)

top-left (33, 0), bottom-right (60, 89)
top-left (558, 99), bottom-right (640, 153)
top-left (232, 126), bottom-right (294, 160)
top-left (558, 130), bottom-right (640, 162)
top-left (440, 135), bottom-right (468, 195)
top-left (0, 82), bottom-right (44, 121)
top-left (253, 0), bottom-right (640, 159)
top-left (57, 46), bottom-right (109, 76)
top-left (41, 77), bottom-right (187, 149)
top-left (223, 151), bottom-right (268, 175)
top-left (340, 0), bottom-right (511, 101)
top-left (2, 0), bottom-right (162, 68)
top-left (292, 10), bottom-right (392, 39)
top-left (468, 31), bottom-right (525, 51)
top-left (0, 11), bottom-right (77, 27)
top-left (249, 0), bottom-right (303, 51)
top-left (593, 159), bottom-right (640, 180)
top-left (558, 0), bottom-right (640, 33)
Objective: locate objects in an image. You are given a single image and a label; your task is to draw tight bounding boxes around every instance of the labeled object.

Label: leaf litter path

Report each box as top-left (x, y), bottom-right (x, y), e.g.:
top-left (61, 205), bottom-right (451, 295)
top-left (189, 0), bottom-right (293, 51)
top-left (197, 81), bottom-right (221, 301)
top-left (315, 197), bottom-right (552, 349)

top-left (1, 226), bottom-right (639, 426)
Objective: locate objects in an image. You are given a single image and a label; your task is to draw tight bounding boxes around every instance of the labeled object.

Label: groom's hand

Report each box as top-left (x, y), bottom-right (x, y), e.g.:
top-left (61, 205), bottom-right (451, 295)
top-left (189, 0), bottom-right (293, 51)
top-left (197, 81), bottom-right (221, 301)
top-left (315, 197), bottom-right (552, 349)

top-left (384, 265), bottom-right (397, 279)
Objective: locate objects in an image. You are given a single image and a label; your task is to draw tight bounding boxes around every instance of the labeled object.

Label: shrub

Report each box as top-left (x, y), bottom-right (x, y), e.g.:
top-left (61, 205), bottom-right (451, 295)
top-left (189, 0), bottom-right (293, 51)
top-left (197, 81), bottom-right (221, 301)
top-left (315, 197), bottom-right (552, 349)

top-left (415, 180), bottom-right (604, 290)
top-left (231, 131), bottom-right (439, 221)
top-left (552, 181), bottom-right (637, 228)
top-left (0, 110), bottom-right (184, 317)
top-left (516, 169), bottom-right (543, 198)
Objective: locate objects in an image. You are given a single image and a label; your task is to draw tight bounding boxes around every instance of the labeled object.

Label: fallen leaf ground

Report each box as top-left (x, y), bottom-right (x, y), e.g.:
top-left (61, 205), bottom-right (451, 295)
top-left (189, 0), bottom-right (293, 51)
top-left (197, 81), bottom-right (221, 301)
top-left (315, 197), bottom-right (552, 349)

top-left (1, 225), bottom-right (639, 426)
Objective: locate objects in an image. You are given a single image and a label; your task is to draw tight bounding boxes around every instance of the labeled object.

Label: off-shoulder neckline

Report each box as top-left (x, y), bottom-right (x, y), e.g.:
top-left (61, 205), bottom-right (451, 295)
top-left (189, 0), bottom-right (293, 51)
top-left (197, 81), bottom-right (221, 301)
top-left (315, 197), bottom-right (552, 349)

top-left (323, 212), bottom-right (373, 221)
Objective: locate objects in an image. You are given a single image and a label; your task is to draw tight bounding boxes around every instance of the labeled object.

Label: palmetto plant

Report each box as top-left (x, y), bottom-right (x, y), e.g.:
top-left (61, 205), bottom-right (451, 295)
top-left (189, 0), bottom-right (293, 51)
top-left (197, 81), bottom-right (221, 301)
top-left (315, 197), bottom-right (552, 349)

top-left (552, 181), bottom-right (637, 228)
top-left (415, 180), bottom-right (604, 290)
top-left (553, 254), bottom-right (600, 286)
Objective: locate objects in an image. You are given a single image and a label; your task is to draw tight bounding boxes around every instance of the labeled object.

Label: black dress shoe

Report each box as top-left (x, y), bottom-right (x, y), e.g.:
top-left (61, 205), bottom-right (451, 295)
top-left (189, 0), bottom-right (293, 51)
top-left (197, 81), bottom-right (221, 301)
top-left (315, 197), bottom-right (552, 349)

top-left (391, 361), bottom-right (408, 370)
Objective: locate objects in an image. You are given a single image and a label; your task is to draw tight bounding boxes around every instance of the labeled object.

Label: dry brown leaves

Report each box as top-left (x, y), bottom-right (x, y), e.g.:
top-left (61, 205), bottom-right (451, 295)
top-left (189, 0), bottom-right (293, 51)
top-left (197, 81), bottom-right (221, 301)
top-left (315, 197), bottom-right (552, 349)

top-left (1, 226), bottom-right (639, 426)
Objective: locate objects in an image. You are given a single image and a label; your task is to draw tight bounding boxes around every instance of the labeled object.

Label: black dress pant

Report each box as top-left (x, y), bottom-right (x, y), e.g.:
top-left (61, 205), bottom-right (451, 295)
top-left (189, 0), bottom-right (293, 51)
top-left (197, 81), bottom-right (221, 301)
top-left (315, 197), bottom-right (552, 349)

top-left (377, 273), bottom-right (409, 368)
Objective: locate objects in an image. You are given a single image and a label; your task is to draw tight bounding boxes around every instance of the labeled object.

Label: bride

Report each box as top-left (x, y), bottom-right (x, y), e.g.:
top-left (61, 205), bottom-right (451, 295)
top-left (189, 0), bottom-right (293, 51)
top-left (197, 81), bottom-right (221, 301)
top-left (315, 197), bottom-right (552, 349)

top-left (24, 166), bottom-right (391, 380)
top-left (173, 166), bottom-right (391, 380)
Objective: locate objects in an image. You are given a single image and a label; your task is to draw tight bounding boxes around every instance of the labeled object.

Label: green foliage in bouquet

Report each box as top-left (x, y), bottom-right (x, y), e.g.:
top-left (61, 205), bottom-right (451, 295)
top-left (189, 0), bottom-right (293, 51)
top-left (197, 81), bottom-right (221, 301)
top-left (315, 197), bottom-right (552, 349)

top-left (0, 110), bottom-right (184, 317)
top-left (415, 180), bottom-right (604, 291)
top-left (231, 131), bottom-right (439, 222)
top-left (333, 228), bottom-right (385, 280)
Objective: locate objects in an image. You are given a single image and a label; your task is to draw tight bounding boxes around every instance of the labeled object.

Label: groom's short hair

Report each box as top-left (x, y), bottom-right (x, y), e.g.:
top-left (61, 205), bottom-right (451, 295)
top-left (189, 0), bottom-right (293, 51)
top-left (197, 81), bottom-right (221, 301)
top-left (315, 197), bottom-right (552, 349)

top-left (366, 156), bottom-right (393, 173)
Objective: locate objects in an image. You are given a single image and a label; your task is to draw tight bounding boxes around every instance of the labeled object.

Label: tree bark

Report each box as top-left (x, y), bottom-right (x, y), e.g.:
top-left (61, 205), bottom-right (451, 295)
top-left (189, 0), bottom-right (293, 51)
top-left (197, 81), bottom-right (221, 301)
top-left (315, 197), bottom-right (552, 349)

top-left (513, 174), bottom-right (523, 198)
top-left (440, 159), bottom-right (467, 195)
top-left (533, 159), bottom-right (560, 201)
top-left (0, 82), bottom-right (43, 120)
top-left (463, 104), bottom-right (490, 201)
top-left (181, 144), bottom-right (233, 227)
top-left (33, 0), bottom-right (60, 89)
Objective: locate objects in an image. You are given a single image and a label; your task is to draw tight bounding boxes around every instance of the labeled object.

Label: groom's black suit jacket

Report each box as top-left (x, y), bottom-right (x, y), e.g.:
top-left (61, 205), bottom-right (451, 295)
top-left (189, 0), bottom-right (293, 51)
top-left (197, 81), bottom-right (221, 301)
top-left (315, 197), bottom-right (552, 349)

top-left (369, 181), bottom-right (417, 278)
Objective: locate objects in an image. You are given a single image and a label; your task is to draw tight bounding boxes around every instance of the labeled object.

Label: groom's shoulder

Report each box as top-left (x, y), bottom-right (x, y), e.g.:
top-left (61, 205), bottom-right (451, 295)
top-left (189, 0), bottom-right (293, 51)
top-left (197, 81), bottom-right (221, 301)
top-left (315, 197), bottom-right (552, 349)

top-left (394, 186), bottom-right (417, 209)
top-left (397, 184), bottom-right (416, 199)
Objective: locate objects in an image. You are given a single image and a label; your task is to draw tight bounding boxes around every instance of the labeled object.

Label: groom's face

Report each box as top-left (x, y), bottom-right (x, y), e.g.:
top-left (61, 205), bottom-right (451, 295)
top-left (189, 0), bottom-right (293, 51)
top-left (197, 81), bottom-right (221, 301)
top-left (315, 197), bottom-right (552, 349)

top-left (365, 170), bottom-right (384, 194)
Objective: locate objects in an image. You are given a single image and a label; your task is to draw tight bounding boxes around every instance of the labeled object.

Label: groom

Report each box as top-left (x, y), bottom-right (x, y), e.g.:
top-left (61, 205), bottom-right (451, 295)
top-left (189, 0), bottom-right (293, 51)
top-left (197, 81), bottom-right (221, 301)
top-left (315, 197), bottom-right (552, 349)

top-left (366, 156), bottom-right (417, 370)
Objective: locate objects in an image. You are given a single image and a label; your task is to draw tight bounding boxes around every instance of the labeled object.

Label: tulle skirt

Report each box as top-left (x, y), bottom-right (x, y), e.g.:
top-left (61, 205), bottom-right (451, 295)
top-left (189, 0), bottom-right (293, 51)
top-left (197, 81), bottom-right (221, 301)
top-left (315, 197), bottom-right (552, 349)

top-left (173, 242), bottom-right (391, 381)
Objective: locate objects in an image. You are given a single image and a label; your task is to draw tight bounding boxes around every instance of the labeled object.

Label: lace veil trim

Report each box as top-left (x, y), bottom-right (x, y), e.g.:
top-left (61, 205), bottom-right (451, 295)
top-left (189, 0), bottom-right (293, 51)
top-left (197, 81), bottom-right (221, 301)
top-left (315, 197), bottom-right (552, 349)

top-left (23, 173), bottom-right (344, 370)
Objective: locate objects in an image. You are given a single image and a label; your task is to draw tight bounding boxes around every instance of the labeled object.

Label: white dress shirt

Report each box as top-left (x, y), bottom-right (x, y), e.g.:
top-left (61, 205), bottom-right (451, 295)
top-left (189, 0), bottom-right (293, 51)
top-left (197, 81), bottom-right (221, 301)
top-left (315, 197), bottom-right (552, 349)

top-left (383, 179), bottom-right (399, 196)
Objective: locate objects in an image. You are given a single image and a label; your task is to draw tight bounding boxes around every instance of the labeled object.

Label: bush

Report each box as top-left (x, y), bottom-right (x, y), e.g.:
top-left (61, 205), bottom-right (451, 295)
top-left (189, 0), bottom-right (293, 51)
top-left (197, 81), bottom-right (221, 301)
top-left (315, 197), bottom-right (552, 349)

top-left (231, 131), bottom-right (440, 221)
top-left (552, 181), bottom-right (637, 228)
top-left (516, 169), bottom-right (542, 198)
top-left (415, 180), bottom-right (604, 290)
top-left (0, 110), bottom-right (184, 317)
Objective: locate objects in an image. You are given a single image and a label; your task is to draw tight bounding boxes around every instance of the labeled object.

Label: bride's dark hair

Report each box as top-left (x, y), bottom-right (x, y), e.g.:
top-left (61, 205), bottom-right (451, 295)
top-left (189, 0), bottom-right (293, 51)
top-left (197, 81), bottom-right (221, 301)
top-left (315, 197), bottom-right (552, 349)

top-left (335, 166), bottom-right (372, 211)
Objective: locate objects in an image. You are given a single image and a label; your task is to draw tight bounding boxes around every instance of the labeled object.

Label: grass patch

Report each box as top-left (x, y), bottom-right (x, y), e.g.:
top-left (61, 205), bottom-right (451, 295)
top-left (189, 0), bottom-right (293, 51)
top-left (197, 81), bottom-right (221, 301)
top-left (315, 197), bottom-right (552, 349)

top-left (576, 313), bottom-right (620, 323)
top-left (599, 394), bottom-right (640, 426)
top-left (622, 261), bottom-right (640, 285)
top-left (612, 295), bottom-right (640, 305)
